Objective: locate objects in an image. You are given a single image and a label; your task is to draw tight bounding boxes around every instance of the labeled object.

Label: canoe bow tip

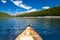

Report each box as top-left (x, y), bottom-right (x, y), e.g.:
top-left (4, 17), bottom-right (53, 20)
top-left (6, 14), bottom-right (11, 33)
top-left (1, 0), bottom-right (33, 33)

top-left (28, 24), bottom-right (31, 27)
top-left (15, 25), bottom-right (43, 40)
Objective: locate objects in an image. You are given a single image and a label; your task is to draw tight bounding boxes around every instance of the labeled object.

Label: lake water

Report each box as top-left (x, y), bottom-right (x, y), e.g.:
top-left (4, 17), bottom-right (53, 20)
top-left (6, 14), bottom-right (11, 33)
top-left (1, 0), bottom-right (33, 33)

top-left (0, 17), bottom-right (60, 40)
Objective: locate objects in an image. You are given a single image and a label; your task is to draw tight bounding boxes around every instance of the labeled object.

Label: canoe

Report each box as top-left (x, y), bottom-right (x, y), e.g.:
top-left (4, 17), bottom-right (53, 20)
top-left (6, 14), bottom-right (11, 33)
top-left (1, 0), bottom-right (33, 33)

top-left (15, 25), bottom-right (43, 40)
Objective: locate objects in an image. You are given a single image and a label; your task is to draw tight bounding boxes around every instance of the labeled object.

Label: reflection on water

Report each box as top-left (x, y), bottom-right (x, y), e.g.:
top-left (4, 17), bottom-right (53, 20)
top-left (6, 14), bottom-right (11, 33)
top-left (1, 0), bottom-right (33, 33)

top-left (0, 17), bottom-right (60, 40)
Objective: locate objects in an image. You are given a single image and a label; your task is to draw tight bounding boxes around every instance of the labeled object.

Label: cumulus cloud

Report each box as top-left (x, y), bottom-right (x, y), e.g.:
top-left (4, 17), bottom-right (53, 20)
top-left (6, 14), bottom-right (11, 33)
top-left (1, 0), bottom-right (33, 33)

top-left (11, 0), bottom-right (32, 10)
top-left (26, 8), bottom-right (38, 12)
top-left (15, 8), bottom-right (39, 15)
top-left (20, 8), bottom-right (39, 13)
top-left (1, 0), bottom-right (7, 3)
top-left (42, 6), bottom-right (50, 9)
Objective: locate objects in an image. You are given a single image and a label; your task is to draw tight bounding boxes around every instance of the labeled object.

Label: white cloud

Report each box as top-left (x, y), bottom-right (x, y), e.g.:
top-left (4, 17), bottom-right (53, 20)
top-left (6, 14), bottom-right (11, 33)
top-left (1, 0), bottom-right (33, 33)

top-left (15, 8), bottom-right (39, 15)
top-left (26, 8), bottom-right (38, 12)
top-left (19, 4), bottom-right (32, 10)
top-left (42, 6), bottom-right (50, 9)
top-left (1, 0), bottom-right (7, 3)
top-left (11, 0), bottom-right (32, 10)
top-left (10, 8), bottom-right (40, 16)
top-left (20, 8), bottom-right (39, 14)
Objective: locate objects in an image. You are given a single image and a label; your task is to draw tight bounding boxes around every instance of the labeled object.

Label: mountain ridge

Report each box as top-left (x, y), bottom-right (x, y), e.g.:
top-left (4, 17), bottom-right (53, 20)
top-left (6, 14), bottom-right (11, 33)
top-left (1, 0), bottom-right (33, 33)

top-left (0, 12), bottom-right (11, 17)
top-left (0, 6), bottom-right (60, 17)
top-left (16, 6), bottom-right (60, 17)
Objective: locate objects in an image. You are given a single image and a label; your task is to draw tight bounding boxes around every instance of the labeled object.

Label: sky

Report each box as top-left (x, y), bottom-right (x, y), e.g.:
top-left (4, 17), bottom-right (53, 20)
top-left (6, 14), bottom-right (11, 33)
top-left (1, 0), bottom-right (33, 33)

top-left (0, 0), bottom-right (60, 15)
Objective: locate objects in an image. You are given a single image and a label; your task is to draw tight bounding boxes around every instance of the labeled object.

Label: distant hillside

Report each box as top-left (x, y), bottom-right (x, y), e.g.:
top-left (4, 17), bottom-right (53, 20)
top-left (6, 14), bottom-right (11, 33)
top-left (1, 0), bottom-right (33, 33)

top-left (0, 12), bottom-right (11, 17)
top-left (16, 6), bottom-right (60, 17)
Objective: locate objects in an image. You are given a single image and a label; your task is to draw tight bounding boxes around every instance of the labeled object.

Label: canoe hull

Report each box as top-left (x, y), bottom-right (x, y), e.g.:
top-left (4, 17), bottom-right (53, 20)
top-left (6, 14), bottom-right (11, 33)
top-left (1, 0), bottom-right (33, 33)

top-left (15, 27), bottom-right (43, 40)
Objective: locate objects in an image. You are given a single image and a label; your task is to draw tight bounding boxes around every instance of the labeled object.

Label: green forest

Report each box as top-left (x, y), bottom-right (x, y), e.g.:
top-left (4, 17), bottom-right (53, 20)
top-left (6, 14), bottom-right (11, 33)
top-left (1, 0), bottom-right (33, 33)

top-left (16, 6), bottom-right (60, 17)
top-left (0, 6), bottom-right (60, 17)
top-left (0, 12), bottom-right (11, 17)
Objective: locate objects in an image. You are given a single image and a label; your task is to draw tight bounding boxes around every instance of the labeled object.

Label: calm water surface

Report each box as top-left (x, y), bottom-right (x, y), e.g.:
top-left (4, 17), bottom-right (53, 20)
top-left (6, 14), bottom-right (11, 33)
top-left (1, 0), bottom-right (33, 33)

top-left (0, 17), bottom-right (60, 40)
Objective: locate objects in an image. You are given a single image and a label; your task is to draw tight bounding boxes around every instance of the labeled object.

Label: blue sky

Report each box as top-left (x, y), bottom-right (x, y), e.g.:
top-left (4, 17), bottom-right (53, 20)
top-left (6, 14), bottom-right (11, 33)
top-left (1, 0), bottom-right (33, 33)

top-left (0, 0), bottom-right (60, 15)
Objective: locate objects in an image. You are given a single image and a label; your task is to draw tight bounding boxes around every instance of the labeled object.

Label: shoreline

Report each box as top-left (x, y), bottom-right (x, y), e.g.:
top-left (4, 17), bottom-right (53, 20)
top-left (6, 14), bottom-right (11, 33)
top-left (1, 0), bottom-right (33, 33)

top-left (0, 16), bottom-right (60, 18)
top-left (22, 16), bottom-right (60, 18)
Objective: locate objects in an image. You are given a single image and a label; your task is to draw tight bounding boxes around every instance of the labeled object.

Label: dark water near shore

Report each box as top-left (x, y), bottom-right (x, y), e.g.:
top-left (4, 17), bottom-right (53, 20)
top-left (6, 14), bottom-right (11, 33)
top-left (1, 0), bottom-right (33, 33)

top-left (0, 17), bottom-right (60, 40)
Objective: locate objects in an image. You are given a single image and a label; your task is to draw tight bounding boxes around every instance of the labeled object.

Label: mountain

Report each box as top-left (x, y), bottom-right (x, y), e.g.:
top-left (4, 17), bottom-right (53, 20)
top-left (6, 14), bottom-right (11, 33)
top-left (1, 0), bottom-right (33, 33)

top-left (16, 6), bottom-right (60, 17)
top-left (0, 12), bottom-right (11, 17)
